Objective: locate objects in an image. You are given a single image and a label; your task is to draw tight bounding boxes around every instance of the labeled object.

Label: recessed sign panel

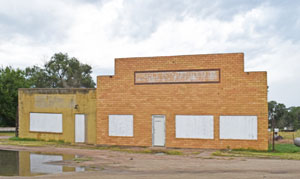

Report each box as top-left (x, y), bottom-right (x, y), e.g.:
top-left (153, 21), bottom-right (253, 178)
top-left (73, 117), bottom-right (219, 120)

top-left (135, 69), bottom-right (220, 84)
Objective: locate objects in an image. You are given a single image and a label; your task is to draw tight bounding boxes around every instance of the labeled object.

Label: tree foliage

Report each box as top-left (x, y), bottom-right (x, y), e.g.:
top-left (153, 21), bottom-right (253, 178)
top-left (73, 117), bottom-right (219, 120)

top-left (25, 65), bottom-right (51, 88)
top-left (288, 107), bottom-right (300, 130)
top-left (268, 101), bottom-right (300, 130)
top-left (0, 52), bottom-right (96, 127)
top-left (26, 53), bottom-right (95, 88)
top-left (0, 67), bottom-right (30, 126)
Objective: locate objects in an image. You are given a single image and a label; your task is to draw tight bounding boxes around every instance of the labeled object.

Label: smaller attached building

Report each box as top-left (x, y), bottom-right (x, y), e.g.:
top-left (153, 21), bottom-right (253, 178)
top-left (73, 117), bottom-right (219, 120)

top-left (18, 88), bottom-right (96, 144)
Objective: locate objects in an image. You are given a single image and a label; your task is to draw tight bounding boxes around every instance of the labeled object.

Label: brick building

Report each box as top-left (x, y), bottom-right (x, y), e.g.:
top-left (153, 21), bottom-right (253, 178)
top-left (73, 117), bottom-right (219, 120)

top-left (18, 53), bottom-right (268, 150)
top-left (96, 53), bottom-right (268, 150)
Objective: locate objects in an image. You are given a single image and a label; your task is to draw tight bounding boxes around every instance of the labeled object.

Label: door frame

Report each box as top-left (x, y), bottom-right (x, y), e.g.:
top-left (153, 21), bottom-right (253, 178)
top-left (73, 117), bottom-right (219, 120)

top-left (75, 114), bottom-right (86, 143)
top-left (152, 115), bottom-right (166, 147)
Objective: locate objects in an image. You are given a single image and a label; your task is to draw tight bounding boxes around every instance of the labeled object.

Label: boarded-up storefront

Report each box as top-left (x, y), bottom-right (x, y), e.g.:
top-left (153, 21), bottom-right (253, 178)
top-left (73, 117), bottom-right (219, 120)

top-left (96, 53), bottom-right (268, 150)
top-left (18, 53), bottom-right (268, 150)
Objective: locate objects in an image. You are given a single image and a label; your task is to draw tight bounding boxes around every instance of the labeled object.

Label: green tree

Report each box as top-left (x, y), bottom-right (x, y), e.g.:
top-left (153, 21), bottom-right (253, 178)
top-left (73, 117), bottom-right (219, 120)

top-left (268, 101), bottom-right (300, 130)
top-left (0, 67), bottom-right (30, 126)
top-left (26, 53), bottom-right (95, 88)
top-left (289, 107), bottom-right (300, 130)
top-left (25, 65), bottom-right (50, 88)
top-left (268, 101), bottom-right (288, 129)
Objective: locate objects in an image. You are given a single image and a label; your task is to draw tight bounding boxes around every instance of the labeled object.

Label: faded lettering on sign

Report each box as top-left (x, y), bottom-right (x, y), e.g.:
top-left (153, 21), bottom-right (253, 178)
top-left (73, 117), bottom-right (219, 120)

top-left (34, 95), bottom-right (76, 109)
top-left (135, 70), bottom-right (220, 84)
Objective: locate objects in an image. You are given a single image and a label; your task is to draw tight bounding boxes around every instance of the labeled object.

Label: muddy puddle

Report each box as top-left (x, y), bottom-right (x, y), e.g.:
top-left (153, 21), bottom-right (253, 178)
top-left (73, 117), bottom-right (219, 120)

top-left (0, 149), bottom-right (85, 176)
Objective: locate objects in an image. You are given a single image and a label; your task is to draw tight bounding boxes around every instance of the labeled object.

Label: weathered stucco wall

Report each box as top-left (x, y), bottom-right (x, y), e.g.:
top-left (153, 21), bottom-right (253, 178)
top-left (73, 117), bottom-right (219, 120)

top-left (96, 53), bottom-right (268, 150)
top-left (18, 88), bottom-right (96, 144)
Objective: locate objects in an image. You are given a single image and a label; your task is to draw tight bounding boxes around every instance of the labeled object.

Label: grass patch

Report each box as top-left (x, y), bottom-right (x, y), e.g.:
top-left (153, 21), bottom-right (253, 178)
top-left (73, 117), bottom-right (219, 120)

top-left (47, 139), bottom-right (70, 144)
top-left (0, 132), bottom-right (15, 136)
top-left (73, 157), bottom-right (92, 163)
top-left (278, 130), bottom-right (300, 140)
top-left (135, 149), bottom-right (183, 155)
top-left (191, 151), bottom-right (201, 155)
top-left (0, 137), bottom-right (70, 147)
top-left (268, 143), bottom-right (300, 153)
top-left (212, 144), bottom-right (300, 160)
top-left (8, 137), bottom-right (70, 144)
top-left (93, 146), bottom-right (183, 155)
top-left (1, 137), bottom-right (183, 155)
top-left (165, 150), bottom-right (183, 155)
top-left (9, 137), bottom-right (39, 141)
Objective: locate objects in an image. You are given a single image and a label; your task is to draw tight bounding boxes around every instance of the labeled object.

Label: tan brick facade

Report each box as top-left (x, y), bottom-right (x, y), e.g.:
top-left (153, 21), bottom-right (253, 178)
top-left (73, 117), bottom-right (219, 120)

top-left (96, 53), bottom-right (268, 150)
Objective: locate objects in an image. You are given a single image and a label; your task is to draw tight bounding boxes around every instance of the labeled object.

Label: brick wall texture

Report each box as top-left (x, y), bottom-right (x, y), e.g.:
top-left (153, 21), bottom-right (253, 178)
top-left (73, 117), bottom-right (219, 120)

top-left (96, 53), bottom-right (268, 150)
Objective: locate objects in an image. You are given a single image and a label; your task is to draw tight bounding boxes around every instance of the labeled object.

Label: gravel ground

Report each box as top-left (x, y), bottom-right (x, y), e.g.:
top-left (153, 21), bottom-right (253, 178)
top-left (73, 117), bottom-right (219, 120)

top-left (0, 145), bottom-right (300, 179)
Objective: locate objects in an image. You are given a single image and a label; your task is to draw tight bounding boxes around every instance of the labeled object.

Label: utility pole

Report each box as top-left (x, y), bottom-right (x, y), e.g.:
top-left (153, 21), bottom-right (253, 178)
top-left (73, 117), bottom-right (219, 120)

top-left (272, 112), bottom-right (275, 152)
top-left (16, 104), bottom-right (19, 137)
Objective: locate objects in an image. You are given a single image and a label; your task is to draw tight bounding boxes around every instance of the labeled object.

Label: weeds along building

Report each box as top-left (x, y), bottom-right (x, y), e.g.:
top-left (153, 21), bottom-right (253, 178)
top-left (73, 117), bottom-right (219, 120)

top-left (19, 53), bottom-right (268, 150)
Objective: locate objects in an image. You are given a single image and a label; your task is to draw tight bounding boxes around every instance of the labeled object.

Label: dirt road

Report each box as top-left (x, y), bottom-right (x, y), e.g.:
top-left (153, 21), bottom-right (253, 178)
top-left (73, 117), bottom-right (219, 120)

top-left (0, 145), bottom-right (299, 179)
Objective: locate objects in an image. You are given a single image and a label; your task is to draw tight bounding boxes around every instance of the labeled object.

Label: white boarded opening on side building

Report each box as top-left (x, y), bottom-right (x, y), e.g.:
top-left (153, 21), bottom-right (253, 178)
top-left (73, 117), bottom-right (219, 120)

top-left (30, 113), bottom-right (63, 133)
top-left (220, 116), bottom-right (257, 140)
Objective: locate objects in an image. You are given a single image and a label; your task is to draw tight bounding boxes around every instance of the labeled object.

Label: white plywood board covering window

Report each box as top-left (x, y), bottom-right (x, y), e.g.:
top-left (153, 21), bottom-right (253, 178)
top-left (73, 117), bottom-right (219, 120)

top-left (220, 116), bottom-right (257, 140)
top-left (109, 115), bottom-right (133, 137)
top-left (30, 113), bottom-right (62, 133)
top-left (175, 115), bottom-right (214, 139)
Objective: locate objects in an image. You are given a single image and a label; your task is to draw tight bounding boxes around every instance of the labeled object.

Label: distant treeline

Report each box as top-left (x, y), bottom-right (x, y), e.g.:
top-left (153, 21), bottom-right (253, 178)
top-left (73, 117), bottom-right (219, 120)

top-left (0, 52), bottom-right (95, 127)
top-left (269, 101), bottom-right (300, 130)
top-left (1, 54), bottom-right (299, 129)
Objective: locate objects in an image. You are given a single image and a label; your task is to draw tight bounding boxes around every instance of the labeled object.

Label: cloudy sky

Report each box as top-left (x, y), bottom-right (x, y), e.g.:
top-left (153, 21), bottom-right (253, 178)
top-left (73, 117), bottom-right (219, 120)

top-left (0, 0), bottom-right (299, 107)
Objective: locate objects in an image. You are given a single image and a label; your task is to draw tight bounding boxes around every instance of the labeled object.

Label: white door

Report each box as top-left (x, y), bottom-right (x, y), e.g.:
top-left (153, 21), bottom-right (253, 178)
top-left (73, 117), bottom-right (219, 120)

top-left (75, 114), bottom-right (85, 143)
top-left (152, 115), bottom-right (165, 146)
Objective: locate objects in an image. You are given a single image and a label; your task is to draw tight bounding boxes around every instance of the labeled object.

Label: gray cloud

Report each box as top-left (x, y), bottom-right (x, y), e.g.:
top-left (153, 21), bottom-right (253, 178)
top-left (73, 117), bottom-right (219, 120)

top-left (0, 0), bottom-right (300, 107)
top-left (0, 1), bottom-right (73, 44)
top-left (110, 0), bottom-right (266, 40)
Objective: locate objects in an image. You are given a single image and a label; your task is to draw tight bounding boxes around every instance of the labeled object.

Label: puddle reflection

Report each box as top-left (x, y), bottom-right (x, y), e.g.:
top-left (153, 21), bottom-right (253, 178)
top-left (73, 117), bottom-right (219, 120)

top-left (0, 150), bottom-right (84, 176)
